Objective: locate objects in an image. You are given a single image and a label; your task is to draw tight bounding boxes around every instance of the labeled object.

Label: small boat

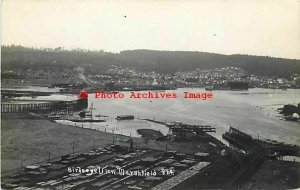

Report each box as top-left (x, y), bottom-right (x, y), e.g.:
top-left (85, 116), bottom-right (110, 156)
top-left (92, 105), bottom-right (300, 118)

top-left (116, 115), bottom-right (134, 120)
top-left (95, 114), bottom-right (109, 117)
top-left (205, 86), bottom-right (213, 91)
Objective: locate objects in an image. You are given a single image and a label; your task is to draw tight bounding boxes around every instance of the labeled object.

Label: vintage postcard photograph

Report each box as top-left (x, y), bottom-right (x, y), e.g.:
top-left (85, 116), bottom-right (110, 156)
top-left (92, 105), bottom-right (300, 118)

top-left (1, 0), bottom-right (300, 189)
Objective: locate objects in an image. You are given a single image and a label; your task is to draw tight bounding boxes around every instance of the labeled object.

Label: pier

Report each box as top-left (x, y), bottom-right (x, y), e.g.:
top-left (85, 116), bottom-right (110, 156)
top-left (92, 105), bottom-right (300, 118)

top-left (1, 99), bottom-right (88, 113)
top-left (142, 119), bottom-right (216, 134)
top-left (1, 89), bottom-right (53, 98)
top-left (1, 103), bottom-right (52, 113)
top-left (166, 122), bottom-right (216, 134)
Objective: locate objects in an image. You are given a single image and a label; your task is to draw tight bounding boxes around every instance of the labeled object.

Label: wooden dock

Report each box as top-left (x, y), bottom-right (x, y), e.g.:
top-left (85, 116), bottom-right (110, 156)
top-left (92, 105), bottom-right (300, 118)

top-left (1, 99), bottom-right (88, 113)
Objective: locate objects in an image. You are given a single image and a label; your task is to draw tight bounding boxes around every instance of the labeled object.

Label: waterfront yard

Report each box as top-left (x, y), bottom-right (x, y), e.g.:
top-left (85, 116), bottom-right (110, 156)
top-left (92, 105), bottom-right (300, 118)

top-left (1, 116), bottom-right (115, 174)
top-left (2, 114), bottom-right (299, 189)
top-left (1, 114), bottom-right (216, 175)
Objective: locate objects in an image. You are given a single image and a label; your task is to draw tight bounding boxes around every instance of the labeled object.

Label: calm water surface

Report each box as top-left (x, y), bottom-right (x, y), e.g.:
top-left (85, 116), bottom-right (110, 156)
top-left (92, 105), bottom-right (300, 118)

top-left (14, 88), bottom-right (300, 145)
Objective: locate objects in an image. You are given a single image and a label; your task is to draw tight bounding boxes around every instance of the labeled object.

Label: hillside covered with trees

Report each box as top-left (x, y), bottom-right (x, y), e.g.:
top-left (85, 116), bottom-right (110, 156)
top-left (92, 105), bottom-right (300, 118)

top-left (2, 45), bottom-right (300, 78)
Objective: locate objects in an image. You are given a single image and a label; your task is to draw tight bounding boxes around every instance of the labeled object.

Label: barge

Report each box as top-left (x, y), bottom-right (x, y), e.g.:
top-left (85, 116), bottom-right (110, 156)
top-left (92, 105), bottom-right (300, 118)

top-left (116, 115), bottom-right (134, 120)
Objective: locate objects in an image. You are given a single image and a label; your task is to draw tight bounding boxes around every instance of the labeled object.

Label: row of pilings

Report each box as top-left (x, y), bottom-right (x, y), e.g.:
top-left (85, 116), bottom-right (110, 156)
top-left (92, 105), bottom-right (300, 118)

top-left (1, 99), bottom-right (88, 113)
top-left (1, 103), bottom-right (53, 113)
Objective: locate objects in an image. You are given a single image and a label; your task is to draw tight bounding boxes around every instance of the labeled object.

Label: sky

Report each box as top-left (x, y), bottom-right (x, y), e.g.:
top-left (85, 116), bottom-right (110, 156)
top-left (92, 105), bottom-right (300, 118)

top-left (2, 0), bottom-right (300, 59)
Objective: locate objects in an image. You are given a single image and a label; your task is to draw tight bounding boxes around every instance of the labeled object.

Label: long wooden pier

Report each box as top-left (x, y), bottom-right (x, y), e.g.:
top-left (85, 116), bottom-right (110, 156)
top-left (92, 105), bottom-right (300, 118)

top-left (1, 89), bottom-right (53, 98)
top-left (142, 119), bottom-right (216, 133)
top-left (1, 99), bottom-right (88, 113)
top-left (1, 103), bottom-right (52, 113)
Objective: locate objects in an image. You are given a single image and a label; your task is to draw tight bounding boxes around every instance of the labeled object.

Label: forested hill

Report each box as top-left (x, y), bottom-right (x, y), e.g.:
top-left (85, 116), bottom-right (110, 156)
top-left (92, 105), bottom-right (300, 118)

top-left (2, 46), bottom-right (300, 78)
top-left (118, 50), bottom-right (300, 77)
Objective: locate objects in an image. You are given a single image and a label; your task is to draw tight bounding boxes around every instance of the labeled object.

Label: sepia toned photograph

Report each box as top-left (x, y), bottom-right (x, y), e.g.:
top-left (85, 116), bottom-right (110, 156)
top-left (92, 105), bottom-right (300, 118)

top-left (1, 0), bottom-right (300, 189)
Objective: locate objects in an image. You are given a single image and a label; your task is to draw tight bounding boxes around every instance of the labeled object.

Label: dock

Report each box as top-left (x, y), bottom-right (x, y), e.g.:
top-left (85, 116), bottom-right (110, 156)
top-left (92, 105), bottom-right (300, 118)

top-left (1, 99), bottom-right (88, 113)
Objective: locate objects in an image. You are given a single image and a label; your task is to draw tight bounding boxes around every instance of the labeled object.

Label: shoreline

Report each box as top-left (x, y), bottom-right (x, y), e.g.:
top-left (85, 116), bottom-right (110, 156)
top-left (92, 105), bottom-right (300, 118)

top-left (2, 114), bottom-right (300, 189)
top-left (1, 112), bottom-right (225, 175)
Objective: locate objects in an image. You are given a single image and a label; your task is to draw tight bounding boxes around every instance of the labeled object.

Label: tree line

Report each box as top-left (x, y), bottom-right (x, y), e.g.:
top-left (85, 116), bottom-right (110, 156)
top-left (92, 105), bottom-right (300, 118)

top-left (2, 46), bottom-right (300, 78)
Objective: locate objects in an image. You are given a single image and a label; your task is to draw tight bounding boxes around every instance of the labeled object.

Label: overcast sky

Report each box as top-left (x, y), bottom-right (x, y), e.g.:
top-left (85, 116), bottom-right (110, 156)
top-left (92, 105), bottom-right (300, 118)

top-left (2, 0), bottom-right (300, 59)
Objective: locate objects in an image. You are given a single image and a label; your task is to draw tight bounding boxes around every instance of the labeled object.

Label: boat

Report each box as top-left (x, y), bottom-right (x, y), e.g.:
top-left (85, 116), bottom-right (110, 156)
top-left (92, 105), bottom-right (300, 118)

top-left (205, 86), bottom-right (213, 91)
top-left (95, 114), bottom-right (109, 117)
top-left (116, 115), bottom-right (134, 120)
